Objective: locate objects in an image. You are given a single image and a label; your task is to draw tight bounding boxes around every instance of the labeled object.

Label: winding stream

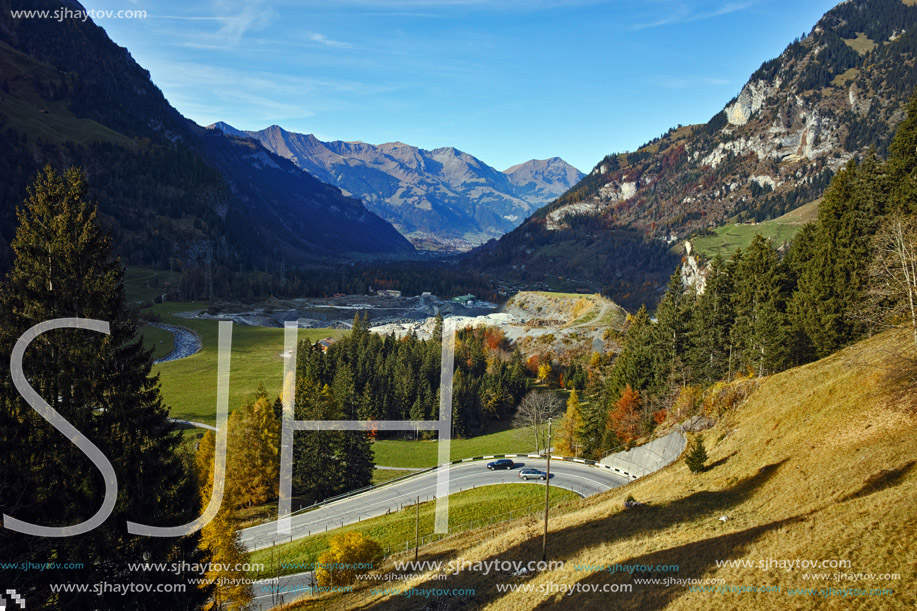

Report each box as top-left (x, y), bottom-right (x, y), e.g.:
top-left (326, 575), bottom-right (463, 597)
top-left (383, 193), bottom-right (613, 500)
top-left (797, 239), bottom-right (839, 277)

top-left (150, 322), bottom-right (202, 364)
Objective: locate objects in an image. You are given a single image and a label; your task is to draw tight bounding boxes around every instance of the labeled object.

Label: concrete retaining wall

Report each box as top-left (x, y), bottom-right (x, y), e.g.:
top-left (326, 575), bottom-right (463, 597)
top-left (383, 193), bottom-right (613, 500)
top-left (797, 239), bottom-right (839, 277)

top-left (599, 429), bottom-right (687, 479)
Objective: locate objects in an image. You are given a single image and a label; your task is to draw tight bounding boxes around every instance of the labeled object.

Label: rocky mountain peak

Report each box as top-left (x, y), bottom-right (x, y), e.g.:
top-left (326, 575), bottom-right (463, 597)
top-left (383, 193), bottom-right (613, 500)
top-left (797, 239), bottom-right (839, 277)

top-left (228, 126), bottom-right (582, 251)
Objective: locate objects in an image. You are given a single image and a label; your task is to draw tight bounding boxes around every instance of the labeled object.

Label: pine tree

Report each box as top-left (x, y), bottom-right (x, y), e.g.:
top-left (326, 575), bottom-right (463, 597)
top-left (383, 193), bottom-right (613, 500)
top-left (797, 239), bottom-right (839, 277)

top-left (0, 167), bottom-right (206, 609)
top-left (790, 156), bottom-right (885, 358)
top-left (887, 91), bottom-right (917, 215)
top-left (783, 223), bottom-right (820, 365)
top-left (606, 307), bottom-right (654, 395)
top-left (687, 255), bottom-right (736, 383)
top-left (334, 358), bottom-right (374, 490)
top-left (293, 381), bottom-right (344, 502)
top-left (578, 400), bottom-right (607, 459)
top-left (338, 428), bottom-right (375, 493)
top-left (732, 236), bottom-right (790, 376)
top-left (685, 435), bottom-right (708, 473)
top-left (652, 270), bottom-right (693, 391)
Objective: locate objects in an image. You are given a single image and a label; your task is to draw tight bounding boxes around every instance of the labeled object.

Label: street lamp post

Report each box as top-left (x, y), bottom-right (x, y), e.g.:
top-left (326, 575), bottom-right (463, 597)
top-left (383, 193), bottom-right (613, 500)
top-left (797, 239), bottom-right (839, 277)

top-left (542, 417), bottom-right (552, 561)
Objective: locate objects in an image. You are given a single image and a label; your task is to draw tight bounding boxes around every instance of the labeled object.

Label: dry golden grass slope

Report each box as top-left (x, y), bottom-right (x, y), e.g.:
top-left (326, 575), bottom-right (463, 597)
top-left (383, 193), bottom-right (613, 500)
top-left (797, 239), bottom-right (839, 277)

top-left (287, 329), bottom-right (917, 611)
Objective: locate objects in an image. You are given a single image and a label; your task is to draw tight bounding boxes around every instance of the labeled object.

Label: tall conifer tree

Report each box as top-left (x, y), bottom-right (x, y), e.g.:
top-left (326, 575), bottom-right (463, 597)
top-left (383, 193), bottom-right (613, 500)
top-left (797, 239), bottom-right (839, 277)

top-left (732, 236), bottom-right (790, 376)
top-left (0, 167), bottom-right (205, 609)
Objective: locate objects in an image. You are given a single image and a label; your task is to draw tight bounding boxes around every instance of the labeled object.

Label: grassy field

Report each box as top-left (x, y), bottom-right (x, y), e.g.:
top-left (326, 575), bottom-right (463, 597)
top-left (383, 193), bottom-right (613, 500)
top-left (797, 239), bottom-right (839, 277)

top-left (124, 266), bottom-right (177, 303)
top-left (372, 469), bottom-right (419, 485)
top-left (141, 303), bottom-right (346, 425)
top-left (249, 484), bottom-right (580, 579)
top-left (294, 328), bottom-right (917, 610)
top-left (844, 32), bottom-right (877, 55)
top-left (691, 199), bottom-right (819, 259)
top-left (140, 301), bottom-right (550, 452)
top-left (140, 324), bottom-right (174, 361)
top-left (372, 425), bottom-right (539, 468)
top-left (0, 41), bottom-right (134, 146)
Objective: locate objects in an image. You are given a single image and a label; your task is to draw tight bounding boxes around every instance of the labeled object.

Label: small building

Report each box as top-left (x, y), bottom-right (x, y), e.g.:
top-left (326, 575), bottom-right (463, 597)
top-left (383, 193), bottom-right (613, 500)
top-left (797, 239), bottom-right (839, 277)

top-left (317, 337), bottom-right (337, 353)
top-left (452, 294), bottom-right (476, 306)
top-left (376, 289), bottom-right (402, 298)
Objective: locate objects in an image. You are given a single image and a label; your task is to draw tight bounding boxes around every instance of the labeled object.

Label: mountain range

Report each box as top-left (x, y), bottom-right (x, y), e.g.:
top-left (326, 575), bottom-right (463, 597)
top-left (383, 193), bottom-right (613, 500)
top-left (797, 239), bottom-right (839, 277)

top-left (470, 0), bottom-right (917, 308)
top-left (207, 123), bottom-right (583, 251)
top-left (0, 0), bottom-right (413, 273)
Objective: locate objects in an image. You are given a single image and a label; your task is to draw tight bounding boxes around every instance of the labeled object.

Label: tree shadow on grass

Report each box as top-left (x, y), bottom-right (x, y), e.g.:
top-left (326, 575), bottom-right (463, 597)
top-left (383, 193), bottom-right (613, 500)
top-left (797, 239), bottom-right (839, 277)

top-left (353, 461), bottom-right (787, 610)
top-left (529, 514), bottom-right (808, 611)
top-left (704, 450), bottom-right (737, 472)
top-left (839, 460), bottom-right (916, 503)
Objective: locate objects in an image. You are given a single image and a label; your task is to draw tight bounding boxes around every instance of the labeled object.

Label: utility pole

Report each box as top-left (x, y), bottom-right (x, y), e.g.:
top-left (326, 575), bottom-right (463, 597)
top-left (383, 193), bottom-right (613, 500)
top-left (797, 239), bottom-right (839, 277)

top-left (414, 496), bottom-right (420, 561)
top-left (204, 240), bottom-right (214, 301)
top-left (542, 417), bottom-right (553, 562)
top-left (280, 254), bottom-right (286, 291)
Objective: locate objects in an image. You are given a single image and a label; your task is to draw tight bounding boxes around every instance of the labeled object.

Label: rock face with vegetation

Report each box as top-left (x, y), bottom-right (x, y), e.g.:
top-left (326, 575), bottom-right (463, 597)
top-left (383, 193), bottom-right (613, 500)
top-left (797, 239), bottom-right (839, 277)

top-left (470, 0), bottom-right (917, 307)
top-left (0, 0), bottom-right (413, 273)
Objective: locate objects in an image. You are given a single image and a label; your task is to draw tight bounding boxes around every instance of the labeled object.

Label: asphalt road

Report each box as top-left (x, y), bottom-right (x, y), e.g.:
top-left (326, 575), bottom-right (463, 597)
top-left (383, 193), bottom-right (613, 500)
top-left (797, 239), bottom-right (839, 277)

top-left (239, 458), bottom-right (628, 552)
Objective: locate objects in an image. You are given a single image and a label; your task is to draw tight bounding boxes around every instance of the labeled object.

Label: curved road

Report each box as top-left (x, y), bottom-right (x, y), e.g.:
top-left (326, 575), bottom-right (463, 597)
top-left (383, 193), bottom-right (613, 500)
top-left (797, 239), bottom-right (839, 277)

top-left (240, 458), bottom-right (628, 552)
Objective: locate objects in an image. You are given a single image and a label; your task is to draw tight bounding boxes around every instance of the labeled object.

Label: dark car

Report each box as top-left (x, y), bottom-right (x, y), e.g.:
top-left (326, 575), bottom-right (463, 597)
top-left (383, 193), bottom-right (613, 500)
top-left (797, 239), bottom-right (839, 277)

top-left (486, 458), bottom-right (515, 470)
top-left (518, 468), bottom-right (547, 480)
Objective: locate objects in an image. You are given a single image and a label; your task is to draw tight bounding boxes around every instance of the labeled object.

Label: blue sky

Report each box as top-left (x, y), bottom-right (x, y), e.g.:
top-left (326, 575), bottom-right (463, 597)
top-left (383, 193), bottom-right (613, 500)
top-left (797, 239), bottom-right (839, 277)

top-left (84, 0), bottom-right (839, 171)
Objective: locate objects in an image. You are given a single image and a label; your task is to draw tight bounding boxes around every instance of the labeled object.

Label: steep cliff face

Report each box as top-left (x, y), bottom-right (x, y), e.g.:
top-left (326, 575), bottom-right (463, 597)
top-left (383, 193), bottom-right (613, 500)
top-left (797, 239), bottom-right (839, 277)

top-left (471, 0), bottom-right (917, 305)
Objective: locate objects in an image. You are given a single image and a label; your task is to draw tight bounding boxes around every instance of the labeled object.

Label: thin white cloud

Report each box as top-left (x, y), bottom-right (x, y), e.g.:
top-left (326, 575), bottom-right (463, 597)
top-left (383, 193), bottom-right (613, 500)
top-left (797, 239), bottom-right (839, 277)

top-left (280, 0), bottom-right (614, 10)
top-left (150, 15), bottom-right (236, 21)
top-left (142, 0), bottom-right (276, 44)
top-left (209, 0), bottom-right (275, 41)
top-left (306, 32), bottom-right (354, 49)
top-left (632, 1), bottom-right (755, 30)
top-left (144, 59), bottom-right (400, 125)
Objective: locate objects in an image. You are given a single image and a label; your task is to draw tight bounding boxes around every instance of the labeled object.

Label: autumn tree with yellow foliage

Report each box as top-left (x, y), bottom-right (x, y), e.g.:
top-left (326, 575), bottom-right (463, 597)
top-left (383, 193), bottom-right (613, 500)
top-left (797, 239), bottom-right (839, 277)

top-left (555, 389), bottom-right (583, 457)
top-left (192, 384), bottom-right (282, 609)
top-left (195, 431), bottom-right (251, 610)
top-left (227, 385), bottom-right (280, 509)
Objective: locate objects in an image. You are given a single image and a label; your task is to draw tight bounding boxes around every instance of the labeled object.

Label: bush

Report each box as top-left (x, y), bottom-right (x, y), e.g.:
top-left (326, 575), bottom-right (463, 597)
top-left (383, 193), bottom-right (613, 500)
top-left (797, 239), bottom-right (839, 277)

top-left (139, 311), bottom-right (162, 323)
top-left (315, 532), bottom-right (384, 587)
top-left (702, 378), bottom-right (760, 416)
top-left (672, 385), bottom-right (703, 420)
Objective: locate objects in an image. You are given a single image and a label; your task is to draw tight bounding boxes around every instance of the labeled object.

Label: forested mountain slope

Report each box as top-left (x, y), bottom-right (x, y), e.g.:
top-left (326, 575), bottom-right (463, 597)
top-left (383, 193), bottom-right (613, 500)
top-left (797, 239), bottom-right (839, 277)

top-left (470, 0), bottom-right (917, 307)
top-left (0, 0), bottom-right (413, 271)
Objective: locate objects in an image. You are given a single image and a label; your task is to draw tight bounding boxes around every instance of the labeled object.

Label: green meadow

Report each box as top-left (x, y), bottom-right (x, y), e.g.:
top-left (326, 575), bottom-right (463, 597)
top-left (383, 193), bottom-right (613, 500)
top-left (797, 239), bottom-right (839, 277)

top-left (249, 484), bottom-right (580, 578)
top-left (372, 425), bottom-right (540, 468)
top-left (691, 199), bottom-right (819, 259)
top-left (140, 302), bottom-right (346, 425)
